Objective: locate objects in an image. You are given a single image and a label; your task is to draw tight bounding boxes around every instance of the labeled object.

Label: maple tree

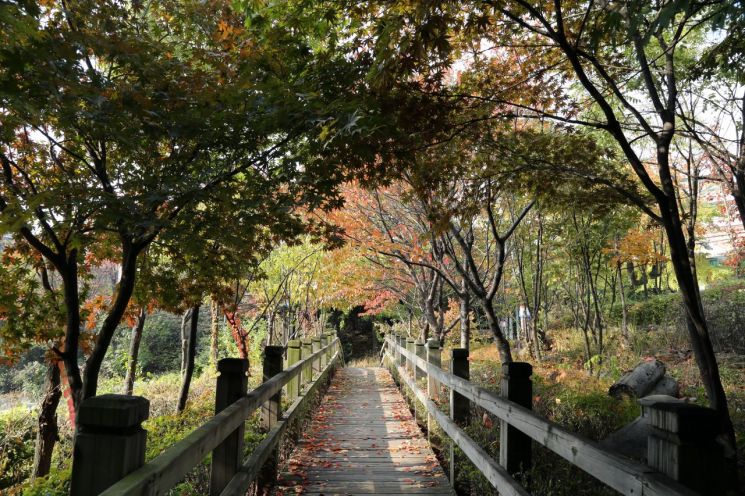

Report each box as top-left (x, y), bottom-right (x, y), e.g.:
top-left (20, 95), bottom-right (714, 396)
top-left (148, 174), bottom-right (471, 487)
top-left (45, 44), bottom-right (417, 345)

top-left (349, 0), bottom-right (739, 465)
top-left (332, 182), bottom-right (454, 342)
top-left (0, 241), bottom-right (64, 478)
top-left (0, 0), bottom-right (396, 412)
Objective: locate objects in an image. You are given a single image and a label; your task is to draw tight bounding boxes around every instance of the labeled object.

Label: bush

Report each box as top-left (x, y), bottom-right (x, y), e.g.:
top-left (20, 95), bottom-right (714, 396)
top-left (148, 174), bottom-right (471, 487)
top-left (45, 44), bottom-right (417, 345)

top-left (20, 468), bottom-right (70, 496)
top-left (619, 281), bottom-right (745, 353)
top-left (0, 407), bottom-right (36, 489)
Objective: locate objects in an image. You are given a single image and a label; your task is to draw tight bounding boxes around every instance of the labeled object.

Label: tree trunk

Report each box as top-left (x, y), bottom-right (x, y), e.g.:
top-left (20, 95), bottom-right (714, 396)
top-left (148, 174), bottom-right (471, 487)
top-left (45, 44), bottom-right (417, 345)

top-left (180, 308), bottom-right (192, 373)
top-left (31, 361), bottom-right (61, 480)
top-left (482, 298), bottom-right (512, 363)
top-left (459, 286), bottom-right (470, 350)
top-left (210, 299), bottom-right (219, 367)
top-left (82, 240), bottom-right (143, 402)
top-left (123, 308), bottom-right (146, 396)
top-left (177, 305), bottom-right (200, 413)
top-left (58, 253), bottom-right (83, 413)
top-left (731, 169), bottom-right (745, 234)
top-left (532, 217), bottom-right (544, 361)
top-left (617, 262), bottom-right (629, 340)
top-left (266, 311), bottom-right (275, 346)
top-left (662, 211), bottom-right (737, 457)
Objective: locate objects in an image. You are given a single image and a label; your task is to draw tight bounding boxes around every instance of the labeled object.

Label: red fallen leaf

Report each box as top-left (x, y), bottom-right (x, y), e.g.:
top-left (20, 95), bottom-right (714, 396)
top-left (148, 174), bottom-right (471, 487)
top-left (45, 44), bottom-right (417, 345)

top-left (482, 412), bottom-right (493, 429)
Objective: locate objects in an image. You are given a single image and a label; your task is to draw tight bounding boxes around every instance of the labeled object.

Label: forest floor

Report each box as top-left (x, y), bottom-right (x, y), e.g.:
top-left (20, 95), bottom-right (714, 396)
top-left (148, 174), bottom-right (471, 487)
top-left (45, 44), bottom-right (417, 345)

top-left (432, 326), bottom-right (745, 495)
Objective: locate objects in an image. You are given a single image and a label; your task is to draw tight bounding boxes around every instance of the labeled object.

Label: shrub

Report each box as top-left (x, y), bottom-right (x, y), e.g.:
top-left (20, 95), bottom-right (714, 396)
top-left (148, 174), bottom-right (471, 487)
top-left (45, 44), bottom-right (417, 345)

top-left (0, 407), bottom-right (36, 489)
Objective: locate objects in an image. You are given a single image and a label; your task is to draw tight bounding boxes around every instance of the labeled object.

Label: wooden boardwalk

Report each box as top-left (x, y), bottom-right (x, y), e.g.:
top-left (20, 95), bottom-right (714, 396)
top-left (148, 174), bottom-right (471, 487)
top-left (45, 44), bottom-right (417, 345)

top-left (275, 367), bottom-right (454, 495)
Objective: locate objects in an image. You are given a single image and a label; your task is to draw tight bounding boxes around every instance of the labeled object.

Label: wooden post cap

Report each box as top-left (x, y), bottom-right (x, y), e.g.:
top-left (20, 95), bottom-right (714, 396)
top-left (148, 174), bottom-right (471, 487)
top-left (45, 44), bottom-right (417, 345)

top-left (426, 338), bottom-right (440, 349)
top-left (502, 362), bottom-right (532, 379)
top-left (643, 398), bottom-right (719, 440)
top-left (217, 358), bottom-right (248, 375)
top-left (77, 394), bottom-right (149, 430)
top-left (638, 394), bottom-right (683, 417)
top-left (451, 348), bottom-right (468, 359)
top-left (288, 339), bottom-right (301, 348)
top-left (264, 346), bottom-right (284, 359)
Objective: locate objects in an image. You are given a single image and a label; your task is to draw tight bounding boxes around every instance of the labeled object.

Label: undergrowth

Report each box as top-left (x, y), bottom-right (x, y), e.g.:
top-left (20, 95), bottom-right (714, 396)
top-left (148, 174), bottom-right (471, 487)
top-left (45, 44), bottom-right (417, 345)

top-left (388, 322), bottom-right (745, 495)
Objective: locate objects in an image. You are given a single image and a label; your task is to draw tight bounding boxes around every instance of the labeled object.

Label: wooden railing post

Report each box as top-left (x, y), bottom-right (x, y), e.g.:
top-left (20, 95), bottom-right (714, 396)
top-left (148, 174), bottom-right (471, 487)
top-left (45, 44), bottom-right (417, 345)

top-left (311, 336), bottom-right (321, 378)
top-left (643, 397), bottom-right (726, 494)
top-left (332, 332), bottom-right (339, 361)
top-left (325, 332), bottom-right (334, 363)
top-left (426, 338), bottom-right (441, 401)
top-left (71, 394), bottom-right (149, 496)
top-left (320, 334), bottom-right (328, 369)
top-left (425, 338), bottom-right (441, 442)
top-left (449, 348), bottom-right (469, 490)
top-left (415, 340), bottom-right (426, 381)
top-left (397, 335), bottom-right (406, 367)
top-left (258, 346), bottom-right (283, 490)
top-left (406, 338), bottom-right (415, 375)
top-left (286, 340), bottom-right (301, 400)
top-left (500, 362), bottom-right (533, 475)
top-left (301, 338), bottom-right (312, 387)
top-left (210, 358), bottom-right (248, 496)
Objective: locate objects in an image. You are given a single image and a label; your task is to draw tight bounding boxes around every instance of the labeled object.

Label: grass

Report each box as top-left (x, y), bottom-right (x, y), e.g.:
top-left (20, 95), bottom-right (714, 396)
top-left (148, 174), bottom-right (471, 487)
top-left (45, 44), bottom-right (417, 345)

top-left (8, 356), bottom-right (337, 495)
top-left (3, 371), bottom-right (263, 495)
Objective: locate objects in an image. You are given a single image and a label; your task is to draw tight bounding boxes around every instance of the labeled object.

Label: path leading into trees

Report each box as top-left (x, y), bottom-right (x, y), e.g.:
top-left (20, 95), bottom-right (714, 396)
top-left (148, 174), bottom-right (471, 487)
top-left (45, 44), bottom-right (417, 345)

top-left (274, 367), bottom-right (454, 495)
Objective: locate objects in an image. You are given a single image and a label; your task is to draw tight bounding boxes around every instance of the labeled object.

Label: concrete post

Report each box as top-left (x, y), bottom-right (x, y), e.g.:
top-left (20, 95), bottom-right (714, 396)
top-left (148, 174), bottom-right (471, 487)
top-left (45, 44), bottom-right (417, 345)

top-left (286, 339), bottom-right (301, 400)
top-left (426, 338), bottom-right (441, 401)
top-left (644, 397), bottom-right (727, 494)
top-left (301, 338), bottom-right (313, 387)
top-left (449, 348), bottom-right (469, 491)
top-left (499, 362), bottom-right (532, 475)
top-left (71, 394), bottom-right (149, 496)
top-left (406, 338), bottom-right (415, 375)
top-left (210, 358), bottom-right (248, 495)
top-left (415, 341), bottom-right (426, 381)
top-left (258, 346), bottom-right (283, 490)
top-left (311, 337), bottom-right (321, 378)
top-left (320, 334), bottom-right (328, 369)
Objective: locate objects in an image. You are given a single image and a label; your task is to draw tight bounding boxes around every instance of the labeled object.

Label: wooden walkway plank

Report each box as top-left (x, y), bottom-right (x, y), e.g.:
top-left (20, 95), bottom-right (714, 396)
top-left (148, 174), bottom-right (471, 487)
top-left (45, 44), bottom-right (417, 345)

top-left (275, 367), bottom-right (454, 496)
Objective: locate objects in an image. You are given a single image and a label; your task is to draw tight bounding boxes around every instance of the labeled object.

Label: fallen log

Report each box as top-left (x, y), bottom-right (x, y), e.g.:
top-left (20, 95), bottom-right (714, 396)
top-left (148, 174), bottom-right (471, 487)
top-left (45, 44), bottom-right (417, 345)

top-left (609, 359), bottom-right (666, 399)
top-left (648, 375), bottom-right (679, 397)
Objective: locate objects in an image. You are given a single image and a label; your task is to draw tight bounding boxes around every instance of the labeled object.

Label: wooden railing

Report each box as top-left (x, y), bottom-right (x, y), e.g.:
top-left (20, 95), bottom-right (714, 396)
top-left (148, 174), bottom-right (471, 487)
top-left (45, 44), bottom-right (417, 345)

top-left (383, 334), bottom-right (724, 496)
top-left (70, 333), bottom-right (343, 496)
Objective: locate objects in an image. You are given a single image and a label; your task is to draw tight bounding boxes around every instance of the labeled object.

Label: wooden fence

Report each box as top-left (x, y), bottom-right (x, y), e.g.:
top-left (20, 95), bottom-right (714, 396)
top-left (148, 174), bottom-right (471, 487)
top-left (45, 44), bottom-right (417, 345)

top-left (70, 333), bottom-right (343, 496)
top-left (383, 334), bottom-right (725, 496)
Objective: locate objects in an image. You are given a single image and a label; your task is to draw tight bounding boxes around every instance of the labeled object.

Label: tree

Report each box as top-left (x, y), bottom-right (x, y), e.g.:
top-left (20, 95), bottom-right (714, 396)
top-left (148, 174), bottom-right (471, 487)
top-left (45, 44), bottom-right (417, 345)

top-left (355, 0), bottom-right (738, 465)
top-left (334, 182), bottom-right (453, 343)
top-left (0, 242), bottom-right (64, 479)
top-left (0, 0), bottom-right (388, 412)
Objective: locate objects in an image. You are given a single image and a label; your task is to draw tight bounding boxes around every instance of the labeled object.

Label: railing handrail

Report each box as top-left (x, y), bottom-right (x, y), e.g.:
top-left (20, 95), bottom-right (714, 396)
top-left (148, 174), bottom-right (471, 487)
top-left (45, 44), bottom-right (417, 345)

top-left (219, 347), bottom-right (341, 496)
top-left (101, 337), bottom-right (341, 496)
top-left (384, 335), bottom-right (698, 496)
top-left (390, 351), bottom-right (530, 496)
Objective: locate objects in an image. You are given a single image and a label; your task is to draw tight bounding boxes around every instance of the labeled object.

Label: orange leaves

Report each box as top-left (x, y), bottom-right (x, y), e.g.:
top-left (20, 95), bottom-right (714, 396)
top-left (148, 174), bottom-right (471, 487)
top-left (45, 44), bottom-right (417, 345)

top-left (611, 224), bottom-right (668, 266)
top-left (81, 295), bottom-right (109, 331)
